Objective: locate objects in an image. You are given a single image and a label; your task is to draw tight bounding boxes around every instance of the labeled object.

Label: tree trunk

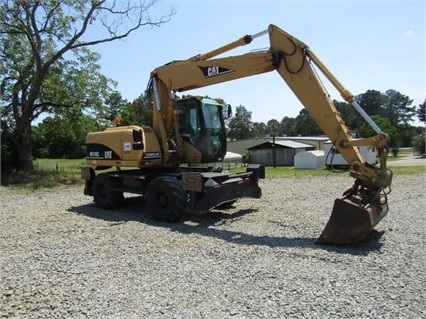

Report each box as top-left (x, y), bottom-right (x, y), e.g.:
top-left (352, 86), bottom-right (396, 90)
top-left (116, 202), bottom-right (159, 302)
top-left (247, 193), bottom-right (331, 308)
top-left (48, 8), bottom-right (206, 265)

top-left (16, 124), bottom-right (34, 172)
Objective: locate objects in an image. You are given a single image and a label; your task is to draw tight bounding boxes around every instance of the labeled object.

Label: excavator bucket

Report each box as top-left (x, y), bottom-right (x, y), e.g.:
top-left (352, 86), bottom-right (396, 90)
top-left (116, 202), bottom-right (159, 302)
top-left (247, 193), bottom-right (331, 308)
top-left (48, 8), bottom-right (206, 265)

top-left (316, 191), bottom-right (388, 244)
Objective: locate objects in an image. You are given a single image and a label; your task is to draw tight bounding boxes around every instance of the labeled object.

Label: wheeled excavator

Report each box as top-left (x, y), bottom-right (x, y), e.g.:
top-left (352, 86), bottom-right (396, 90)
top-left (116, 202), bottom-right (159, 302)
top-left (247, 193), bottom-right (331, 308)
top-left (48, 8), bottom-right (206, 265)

top-left (81, 24), bottom-right (393, 244)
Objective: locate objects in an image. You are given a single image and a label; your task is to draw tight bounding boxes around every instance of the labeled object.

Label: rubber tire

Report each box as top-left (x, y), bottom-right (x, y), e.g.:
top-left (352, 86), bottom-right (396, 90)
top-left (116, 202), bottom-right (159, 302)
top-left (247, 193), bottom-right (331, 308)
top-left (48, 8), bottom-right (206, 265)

top-left (146, 176), bottom-right (188, 222)
top-left (92, 174), bottom-right (124, 209)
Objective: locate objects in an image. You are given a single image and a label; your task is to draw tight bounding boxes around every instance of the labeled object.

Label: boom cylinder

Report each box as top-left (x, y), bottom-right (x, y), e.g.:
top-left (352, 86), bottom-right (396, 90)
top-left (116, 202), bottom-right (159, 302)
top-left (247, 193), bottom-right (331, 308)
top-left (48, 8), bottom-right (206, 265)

top-left (351, 101), bottom-right (383, 134)
top-left (188, 28), bottom-right (268, 62)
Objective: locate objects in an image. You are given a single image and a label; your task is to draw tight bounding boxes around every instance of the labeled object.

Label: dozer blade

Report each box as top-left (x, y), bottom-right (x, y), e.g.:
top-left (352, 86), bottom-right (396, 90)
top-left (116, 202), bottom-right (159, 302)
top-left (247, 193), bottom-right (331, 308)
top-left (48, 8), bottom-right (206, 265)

top-left (316, 195), bottom-right (388, 245)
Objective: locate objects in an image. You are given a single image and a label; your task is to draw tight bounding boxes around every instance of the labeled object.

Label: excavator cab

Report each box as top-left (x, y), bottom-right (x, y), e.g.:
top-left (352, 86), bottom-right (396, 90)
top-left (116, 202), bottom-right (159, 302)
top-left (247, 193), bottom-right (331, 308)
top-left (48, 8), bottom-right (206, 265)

top-left (176, 96), bottom-right (228, 163)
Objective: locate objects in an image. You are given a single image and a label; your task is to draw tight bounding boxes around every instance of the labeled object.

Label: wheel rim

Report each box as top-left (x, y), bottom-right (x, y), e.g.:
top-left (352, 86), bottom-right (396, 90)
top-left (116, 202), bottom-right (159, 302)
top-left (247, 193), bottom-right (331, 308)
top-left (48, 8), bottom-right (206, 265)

top-left (156, 193), bottom-right (168, 209)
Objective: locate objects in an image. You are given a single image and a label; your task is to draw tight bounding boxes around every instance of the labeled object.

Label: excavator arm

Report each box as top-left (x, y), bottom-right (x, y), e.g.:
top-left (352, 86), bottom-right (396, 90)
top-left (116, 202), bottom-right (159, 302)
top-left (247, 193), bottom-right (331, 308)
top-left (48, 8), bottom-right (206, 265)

top-left (149, 24), bottom-right (393, 244)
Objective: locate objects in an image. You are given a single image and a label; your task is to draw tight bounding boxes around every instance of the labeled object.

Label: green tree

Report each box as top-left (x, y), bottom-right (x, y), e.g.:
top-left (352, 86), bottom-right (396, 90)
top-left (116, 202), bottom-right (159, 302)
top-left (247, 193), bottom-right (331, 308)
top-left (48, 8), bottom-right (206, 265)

top-left (359, 115), bottom-right (399, 148)
top-left (280, 116), bottom-right (296, 136)
top-left (120, 94), bottom-right (153, 127)
top-left (0, 0), bottom-right (174, 171)
top-left (266, 119), bottom-right (281, 136)
top-left (356, 89), bottom-right (386, 116)
top-left (103, 91), bottom-right (128, 125)
top-left (412, 133), bottom-right (425, 156)
top-left (383, 89), bottom-right (416, 126)
top-left (228, 105), bottom-right (254, 140)
top-left (356, 89), bottom-right (416, 127)
top-left (417, 99), bottom-right (425, 123)
top-left (252, 122), bottom-right (267, 137)
top-left (292, 109), bottom-right (322, 136)
top-left (33, 110), bottom-right (97, 159)
top-left (396, 123), bottom-right (421, 148)
top-left (1, 130), bottom-right (18, 172)
top-left (413, 99), bottom-right (425, 156)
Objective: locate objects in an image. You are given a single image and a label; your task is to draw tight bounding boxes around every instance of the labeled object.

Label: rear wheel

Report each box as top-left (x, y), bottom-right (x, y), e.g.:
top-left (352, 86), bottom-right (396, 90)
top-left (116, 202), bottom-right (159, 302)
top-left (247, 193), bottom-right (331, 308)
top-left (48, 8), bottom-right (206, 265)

top-left (93, 174), bottom-right (124, 209)
top-left (146, 176), bottom-right (188, 222)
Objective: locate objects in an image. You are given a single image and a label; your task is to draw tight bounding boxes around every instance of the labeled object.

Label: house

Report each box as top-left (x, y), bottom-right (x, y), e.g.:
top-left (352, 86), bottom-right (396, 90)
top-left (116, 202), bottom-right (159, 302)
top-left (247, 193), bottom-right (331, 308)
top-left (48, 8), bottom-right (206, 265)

top-left (246, 140), bottom-right (314, 166)
top-left (227, 136), bottom-right (329, 155)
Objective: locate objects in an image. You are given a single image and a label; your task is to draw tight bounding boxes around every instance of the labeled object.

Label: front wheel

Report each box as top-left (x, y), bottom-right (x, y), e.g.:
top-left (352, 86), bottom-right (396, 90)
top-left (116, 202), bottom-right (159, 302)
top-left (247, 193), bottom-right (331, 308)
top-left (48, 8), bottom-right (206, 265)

top-left (92, 174), bottom-right (124, 209)
top-left (146, 176), bottom-right (188, 222)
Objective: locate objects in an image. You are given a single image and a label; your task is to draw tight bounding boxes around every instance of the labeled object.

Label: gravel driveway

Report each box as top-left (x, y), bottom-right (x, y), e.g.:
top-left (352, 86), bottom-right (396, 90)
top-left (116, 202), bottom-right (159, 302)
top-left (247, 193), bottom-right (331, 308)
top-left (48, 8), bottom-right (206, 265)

top-left (1, 173), bottom-right (425, 318)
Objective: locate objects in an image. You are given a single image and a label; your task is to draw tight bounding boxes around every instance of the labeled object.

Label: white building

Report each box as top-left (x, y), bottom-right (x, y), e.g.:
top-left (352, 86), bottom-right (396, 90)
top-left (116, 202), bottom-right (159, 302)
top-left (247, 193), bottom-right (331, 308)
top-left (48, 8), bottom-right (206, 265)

top-left (294, 150), bottom-right (325, 169)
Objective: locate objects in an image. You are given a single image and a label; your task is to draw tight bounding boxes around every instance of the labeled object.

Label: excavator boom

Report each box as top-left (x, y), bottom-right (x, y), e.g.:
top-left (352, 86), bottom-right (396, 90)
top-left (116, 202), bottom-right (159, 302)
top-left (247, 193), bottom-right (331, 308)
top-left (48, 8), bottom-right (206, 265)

top-left (150, 24), bottom-right (393, 244)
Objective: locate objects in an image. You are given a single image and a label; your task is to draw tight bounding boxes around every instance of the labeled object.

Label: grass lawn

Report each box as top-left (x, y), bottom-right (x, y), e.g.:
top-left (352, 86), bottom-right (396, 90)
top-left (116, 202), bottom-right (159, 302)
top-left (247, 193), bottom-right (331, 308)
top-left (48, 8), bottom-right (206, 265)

top-left (34, 158), bottom-right (87, 173)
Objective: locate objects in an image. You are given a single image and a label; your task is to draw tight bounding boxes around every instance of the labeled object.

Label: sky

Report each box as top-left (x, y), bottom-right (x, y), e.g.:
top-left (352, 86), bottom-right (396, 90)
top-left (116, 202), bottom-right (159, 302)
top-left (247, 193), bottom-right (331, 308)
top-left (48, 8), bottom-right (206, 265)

top-left (90, 0), bottom-right (425, 125)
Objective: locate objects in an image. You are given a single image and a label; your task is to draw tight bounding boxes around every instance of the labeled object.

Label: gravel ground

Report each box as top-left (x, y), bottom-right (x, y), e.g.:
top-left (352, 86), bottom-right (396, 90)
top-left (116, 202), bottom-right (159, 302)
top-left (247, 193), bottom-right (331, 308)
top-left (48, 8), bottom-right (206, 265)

top-left (1, 173), bottom-right (425, 319)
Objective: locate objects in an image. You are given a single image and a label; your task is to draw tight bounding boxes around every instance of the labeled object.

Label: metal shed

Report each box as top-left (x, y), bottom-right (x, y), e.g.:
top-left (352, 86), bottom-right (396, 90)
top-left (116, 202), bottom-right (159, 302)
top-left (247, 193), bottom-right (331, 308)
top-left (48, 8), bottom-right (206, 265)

top-left (247, 140), bottom-right (314, 166)
top-left (294, 150), bottom-right (325, 169)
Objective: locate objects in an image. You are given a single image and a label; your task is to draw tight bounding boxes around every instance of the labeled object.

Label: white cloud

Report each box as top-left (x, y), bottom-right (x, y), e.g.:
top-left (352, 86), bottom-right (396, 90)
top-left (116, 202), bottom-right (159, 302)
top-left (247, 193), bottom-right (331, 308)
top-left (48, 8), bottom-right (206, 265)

top-left (404, 29), bottom-right (415, 37)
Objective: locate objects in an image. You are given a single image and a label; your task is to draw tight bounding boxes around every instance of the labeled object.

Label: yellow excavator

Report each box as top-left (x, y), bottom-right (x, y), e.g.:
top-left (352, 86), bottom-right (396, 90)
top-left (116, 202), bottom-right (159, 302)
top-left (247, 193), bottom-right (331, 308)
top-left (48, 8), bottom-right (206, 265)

top-left (81, 24), bottom-right (392, 244)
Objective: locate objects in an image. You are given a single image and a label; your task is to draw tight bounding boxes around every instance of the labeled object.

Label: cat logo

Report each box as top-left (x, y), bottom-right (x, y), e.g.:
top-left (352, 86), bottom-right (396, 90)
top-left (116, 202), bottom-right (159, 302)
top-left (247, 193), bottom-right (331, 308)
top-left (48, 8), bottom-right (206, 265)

top-left (199, 66), bottom-right (234, 78)
top-left (104, 151), bottom-right (112, 159)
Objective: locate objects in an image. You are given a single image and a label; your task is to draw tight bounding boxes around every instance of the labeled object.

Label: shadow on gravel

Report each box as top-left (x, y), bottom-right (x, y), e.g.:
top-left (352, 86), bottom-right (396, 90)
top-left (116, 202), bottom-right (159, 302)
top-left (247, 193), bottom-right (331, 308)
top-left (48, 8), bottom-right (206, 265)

top-left (67, 196), bottom-right (149, 223)
top-left (317, 230), bottom-right (385, 255)
top-left (177, 212), bottom-right (385, 255)
top-left (68, 197), bottom-right (384, 256)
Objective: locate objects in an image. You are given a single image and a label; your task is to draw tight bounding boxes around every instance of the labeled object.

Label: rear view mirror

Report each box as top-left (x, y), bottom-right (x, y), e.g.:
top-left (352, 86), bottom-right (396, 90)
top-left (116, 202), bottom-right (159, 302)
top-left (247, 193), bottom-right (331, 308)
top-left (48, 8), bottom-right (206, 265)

top-left (227, 104), bottom-right (233, 118)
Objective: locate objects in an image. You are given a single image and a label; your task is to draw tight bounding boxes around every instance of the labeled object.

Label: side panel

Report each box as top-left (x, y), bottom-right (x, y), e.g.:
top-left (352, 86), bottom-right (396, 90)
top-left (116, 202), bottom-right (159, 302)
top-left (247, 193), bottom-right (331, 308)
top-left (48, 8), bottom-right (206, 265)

top-left (85, 126), bottom-right (163, 168)
top-left (140, 127), bottom-right (163, 167)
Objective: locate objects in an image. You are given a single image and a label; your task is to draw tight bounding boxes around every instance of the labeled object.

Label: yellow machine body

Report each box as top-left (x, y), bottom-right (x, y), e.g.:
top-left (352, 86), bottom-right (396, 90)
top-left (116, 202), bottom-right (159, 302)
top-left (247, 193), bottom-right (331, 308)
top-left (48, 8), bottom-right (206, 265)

top-left (85, 125), bottom-right (163, 168)
top-left (83, 24), bottom-right (393, 244)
